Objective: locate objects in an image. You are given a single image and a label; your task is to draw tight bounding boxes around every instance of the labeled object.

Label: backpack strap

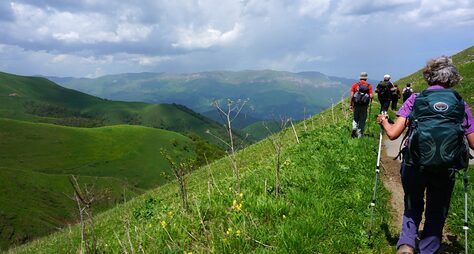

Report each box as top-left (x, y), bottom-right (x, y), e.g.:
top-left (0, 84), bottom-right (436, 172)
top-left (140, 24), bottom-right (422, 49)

top-left (449, 89), bottom-right (470, 129)
top-left (451, 89), bottom-right (463, 101)
top-left (357, 82), bottom-right (369, 91)
top-left (394, 118), bottom-right (410, 161)
top-left (463, 109), bottom-right (470, 129)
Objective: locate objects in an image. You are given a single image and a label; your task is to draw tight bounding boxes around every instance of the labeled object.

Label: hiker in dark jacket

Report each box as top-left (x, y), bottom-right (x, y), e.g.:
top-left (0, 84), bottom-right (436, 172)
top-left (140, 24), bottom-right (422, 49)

top-left (376, 74), bottom-right (393, 114)
top-left (376, 56), bottom-right (474, 254)
top-left (391, 84), bottom-right (401, 110)
top-left (349, 72), bottom-right (373, 138)
top-left (402, 83), bottom-right (414, 102)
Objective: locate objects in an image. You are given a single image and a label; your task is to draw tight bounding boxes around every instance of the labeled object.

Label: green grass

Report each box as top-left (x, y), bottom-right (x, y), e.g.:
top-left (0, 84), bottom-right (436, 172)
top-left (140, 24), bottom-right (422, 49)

top-left (242, 121), bottom-right (282, 141)
top-left (5, 47), bottom-right (474, 254)
top-left (10, 102), bottom-right (395, 253)
top-left (0, 118), bottom-right (216, 250)
top-left (0, 118), bottom-right (194, 189)
top-left (0, 71), bottom-right (228, 250)
top-left (0, 168), bottom-right (138, 251)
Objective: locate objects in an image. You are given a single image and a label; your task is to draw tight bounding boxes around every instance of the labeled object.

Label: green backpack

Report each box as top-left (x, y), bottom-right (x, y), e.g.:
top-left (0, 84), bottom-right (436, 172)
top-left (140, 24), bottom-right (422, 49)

top-left (404, 89), bottom-right (470, 171)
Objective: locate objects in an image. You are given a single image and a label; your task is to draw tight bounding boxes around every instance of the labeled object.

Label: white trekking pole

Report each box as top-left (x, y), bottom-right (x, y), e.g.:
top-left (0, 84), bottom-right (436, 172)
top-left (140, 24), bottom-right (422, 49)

top-left (368, 116), bottom-right (384, 242)
top-left (463, 168), bottom-right (469, 254)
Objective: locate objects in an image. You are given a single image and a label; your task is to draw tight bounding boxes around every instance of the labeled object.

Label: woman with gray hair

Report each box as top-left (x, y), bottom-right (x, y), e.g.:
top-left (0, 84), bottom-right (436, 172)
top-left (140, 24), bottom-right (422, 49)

top-left (376, 56), bottom-right (474, 254)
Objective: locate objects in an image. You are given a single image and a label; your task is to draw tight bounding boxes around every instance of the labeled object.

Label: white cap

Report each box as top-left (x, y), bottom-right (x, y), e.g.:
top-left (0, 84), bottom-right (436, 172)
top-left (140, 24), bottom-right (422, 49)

top-left (384, 74), bottom-right (391, 80)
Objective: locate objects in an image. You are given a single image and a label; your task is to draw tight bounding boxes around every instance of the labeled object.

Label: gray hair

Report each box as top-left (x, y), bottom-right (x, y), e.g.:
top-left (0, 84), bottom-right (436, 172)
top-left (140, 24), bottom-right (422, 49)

top-left (423, 56), bottom-right (462, 87)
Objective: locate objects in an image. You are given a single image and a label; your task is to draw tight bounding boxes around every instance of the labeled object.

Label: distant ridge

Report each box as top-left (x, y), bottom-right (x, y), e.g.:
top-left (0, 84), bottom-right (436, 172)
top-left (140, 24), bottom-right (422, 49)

top-left (48, 70), bottom-right (357, 121)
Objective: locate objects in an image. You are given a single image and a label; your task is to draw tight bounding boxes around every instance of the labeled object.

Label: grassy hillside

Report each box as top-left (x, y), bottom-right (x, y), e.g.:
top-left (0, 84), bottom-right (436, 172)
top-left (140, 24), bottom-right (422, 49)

top-left (0, 168), bottom-right (138, 251)
top-left (0, 71), bottom-right (238, 146)
top-left (0, 118), bottom-right (224, 250)
top-left (0, 118), bottom-right (196, 189)
top-left (242, 120), bottom-right (282, 141)
top-left (10, 46), bottom-right (474, 253)
top-left (6, 48), bottom-right (474, 253)
top-left (0, 71), bottom-right (229, 250)
top-left (10, 99), bottom-right (397, 253)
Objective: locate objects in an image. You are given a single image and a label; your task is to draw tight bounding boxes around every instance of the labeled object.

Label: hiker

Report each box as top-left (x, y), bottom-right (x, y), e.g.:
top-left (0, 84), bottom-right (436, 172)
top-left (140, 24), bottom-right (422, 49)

top-left (375, 74), bottom-right (393, 114)
top-left (376, 56), bottom-right (474, 254)
top-left (402, 83), bottom-right (414, 102)
top-left (349, 72), bottom-right (373, 138)
top-left (391, 84), bottom-right (401, 110)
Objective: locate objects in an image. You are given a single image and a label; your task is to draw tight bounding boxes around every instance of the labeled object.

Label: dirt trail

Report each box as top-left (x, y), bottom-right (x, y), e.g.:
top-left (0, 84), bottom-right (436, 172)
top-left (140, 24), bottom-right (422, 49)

top-left (380, 135), bottom-right (462, 253)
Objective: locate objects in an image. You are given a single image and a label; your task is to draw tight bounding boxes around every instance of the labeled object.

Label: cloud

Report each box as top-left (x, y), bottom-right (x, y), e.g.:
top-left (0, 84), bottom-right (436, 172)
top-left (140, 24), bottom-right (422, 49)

top-left (172, 23), bottom-right (243, 49)
top-left (336, 0), bottom-right (417, 15)
top-left (297, 0), bottom-right (331, 18)
top-left (9, 3), bottom-right (153, 44)
top-left (133, 55), bottom-right (173, 66)
top-left (259, 52), bottom-right (329, 71)
top-left (51, 54), bottom-right (68, 63)
top-left (0, 0), bottom-right (473, 80)
top-left (403, 0), bottom-right (474, 27)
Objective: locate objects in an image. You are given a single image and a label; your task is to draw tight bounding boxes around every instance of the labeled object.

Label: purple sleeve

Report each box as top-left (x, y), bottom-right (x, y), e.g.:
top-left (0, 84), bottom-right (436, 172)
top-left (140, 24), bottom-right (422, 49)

top-left (464, 102), bottom-right (474, 135)
top-left (396, 93), bottom-right (417, 118)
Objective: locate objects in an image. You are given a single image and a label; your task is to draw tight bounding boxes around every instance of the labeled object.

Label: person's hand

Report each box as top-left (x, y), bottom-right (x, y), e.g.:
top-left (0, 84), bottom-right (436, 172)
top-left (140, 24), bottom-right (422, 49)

top-left (376, 114), bottom-right (388, 124)
top-left (349, 105), bottom-right (353, 112)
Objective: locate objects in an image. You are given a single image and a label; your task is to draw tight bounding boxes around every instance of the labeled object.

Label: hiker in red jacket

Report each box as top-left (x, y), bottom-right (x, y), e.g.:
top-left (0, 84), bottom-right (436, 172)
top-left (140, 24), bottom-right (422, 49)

top-left (349, 72), bottom-right (373, 138)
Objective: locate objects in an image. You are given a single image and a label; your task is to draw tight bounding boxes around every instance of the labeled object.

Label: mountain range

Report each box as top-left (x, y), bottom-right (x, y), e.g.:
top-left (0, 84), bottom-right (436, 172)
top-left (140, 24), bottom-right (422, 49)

top-left (48, 70), bottom-right (360, 122)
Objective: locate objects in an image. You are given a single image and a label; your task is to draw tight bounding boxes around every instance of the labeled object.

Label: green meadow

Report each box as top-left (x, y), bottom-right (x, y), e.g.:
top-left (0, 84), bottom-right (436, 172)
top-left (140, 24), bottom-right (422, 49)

top-left (3, 46), bottom-right (474, 253)
top-left (9, 98), bottom-right (397, 253)
top-left (0, 118), bottom-right (203, 249)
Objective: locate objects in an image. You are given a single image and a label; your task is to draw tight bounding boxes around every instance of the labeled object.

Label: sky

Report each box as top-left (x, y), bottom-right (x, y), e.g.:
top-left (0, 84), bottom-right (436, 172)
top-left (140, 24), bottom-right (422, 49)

top-left (0, 0), bottom-right (473, 80)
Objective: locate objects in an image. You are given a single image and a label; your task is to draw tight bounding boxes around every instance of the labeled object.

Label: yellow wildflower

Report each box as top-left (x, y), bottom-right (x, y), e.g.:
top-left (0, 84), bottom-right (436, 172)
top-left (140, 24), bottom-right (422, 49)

top-left (239, 192), bottom-right (244, 198)
top-left (236, 230), bottom-right (241, 237)
top-left (231, 200), bottom-right (242, 211)
top-left (160, 220), bottom-right (167, 228)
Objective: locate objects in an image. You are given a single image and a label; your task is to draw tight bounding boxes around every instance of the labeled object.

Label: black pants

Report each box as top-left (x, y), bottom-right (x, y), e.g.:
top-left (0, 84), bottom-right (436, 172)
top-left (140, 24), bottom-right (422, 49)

top-left (397, 163), bottom-right (456, 253)
top-left (379, 99), bottom-right (390, 113)
top-left (391, 98), bottom-right (399, 110)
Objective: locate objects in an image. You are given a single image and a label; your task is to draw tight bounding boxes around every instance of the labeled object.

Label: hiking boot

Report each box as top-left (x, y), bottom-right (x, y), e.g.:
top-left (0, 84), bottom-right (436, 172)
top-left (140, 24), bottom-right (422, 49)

top-left (351, 129), bottom-right (357, 138)
top-left (396, 244), bottom-right (414, 254)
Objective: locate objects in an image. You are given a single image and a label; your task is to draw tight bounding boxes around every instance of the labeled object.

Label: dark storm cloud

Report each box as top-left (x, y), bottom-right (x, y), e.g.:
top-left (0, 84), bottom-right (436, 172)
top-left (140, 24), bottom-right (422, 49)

top-left (0, 0), bottom-right (473, 78)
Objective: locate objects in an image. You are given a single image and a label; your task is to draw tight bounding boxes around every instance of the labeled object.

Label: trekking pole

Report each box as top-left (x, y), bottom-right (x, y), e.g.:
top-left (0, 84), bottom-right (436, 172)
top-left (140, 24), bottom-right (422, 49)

top-left (368, 118), bottom-right (384, 242)
top-left (366, 99), bottom-right (373, 136)
top-left (463, 168), bottom-right (469, 254)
